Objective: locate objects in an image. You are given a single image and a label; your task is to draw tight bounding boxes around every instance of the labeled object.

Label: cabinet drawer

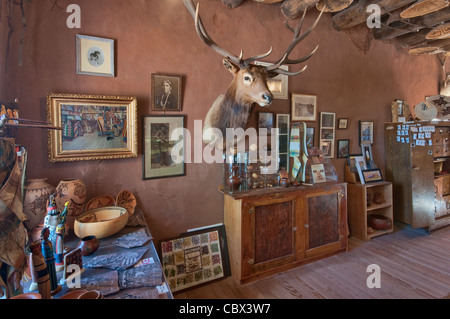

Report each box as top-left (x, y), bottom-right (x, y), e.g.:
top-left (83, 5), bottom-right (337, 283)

top-left (433, 128), bottom-right (450, 145)
top-left (435, 175), bottom-right (450, 197)
top-left (435, 176), bottom-right (450, 197)
top-left (436, 195), bottom-right (450, 218)
top-left (433, 145), bottom-right (450, 157)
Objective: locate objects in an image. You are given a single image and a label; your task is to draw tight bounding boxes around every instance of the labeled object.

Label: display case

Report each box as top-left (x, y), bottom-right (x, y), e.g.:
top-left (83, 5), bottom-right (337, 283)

top-left (221, 147), bottom-right (338, 195)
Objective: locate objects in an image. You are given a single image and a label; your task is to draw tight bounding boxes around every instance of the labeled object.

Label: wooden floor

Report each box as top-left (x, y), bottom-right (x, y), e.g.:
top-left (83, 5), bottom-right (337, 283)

top-left (176, 223), bottom-right (450, 299)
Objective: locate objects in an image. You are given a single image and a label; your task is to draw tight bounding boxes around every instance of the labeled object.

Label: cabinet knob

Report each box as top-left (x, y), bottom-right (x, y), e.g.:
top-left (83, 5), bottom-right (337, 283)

top-left (304, 224), bottom-right (309, 229)
top-left (248, 259), bottom-right (254, 265)
top-left (412, 165), bottom-right (420, 170)
top-left (293, 226), bottom-right (298, 231)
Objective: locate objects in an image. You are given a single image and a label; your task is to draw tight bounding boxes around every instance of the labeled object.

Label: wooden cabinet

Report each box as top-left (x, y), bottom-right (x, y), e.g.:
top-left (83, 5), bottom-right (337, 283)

top-left (223, 182), bottom-right (348, 284)
top-left (347, 181), bottom-right (393, 240)
top-left (385, 122), bottom-right (450, 231)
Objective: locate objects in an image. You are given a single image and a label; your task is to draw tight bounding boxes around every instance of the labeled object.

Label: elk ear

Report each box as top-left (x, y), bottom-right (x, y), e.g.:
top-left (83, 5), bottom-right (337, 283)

top-left (223, 58), bottom-right (240, 74)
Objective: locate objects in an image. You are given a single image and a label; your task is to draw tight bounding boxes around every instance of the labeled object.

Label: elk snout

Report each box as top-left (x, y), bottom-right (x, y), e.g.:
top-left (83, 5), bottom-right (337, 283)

top-left (260, 93), bottom-right (273, 106)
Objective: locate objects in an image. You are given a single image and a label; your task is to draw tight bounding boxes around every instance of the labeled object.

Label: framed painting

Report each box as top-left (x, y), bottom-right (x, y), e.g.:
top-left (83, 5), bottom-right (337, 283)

top-left (159, 225), bottom-right (231, 293)
top-left (47, 93), bottom-right (137, 162)
top-left (337, 139), bottom-right (349, 158)
top-left (319, 112), bottom-right (336, 158)
top-left (76, 34), bottom-right (115, 77)
top-left (151, 74), bottom-right (183, 111)
top-left (362, 168), bottom-right (383, 183)
top-left (291, 93), bottom-right (317, 121)
top-left (359, 120), bottom-right (374, 145)
top-left (143, 115), bottom-right (185, 180)
top-left (255, 61), bottom-right (288, 99)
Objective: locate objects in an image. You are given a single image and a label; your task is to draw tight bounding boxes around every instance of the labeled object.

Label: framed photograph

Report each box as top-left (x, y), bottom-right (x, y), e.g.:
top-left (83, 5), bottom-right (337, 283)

top-left (151, 74), bottom-right (183, 111)
top-left (354, 155), bottom-right (367, 184)
top-left (76, 34), bottom-right (115, 77)
top-left (276, 114), bottom-right (290, 170)
top-left (291, 93), bottom-right (317, 121)
top-left (143, 115), bottom-right (185, 180)
top-left (47, 93), bottom-right (137, 162)
top-left (337, 139), bottom-right (350, 158)
top-left (361, 142), bottom-right (376, 169)
top-left (347, 153), bottom-right (363, 173)
top-left (255, 61), bottom-right (288, 99)
top-left (259, 112), bottom-right (274, 134)
top-left (359, 120), bottom-right (374, 145)
top-left (319, 112), bottom-right (336, 158)
top-left (362, 168), bottom-right (383, 183)
top-left (159, 225), bottom-right (231, 293)
top-left (338, 118), bottom-right (348, 129)
top-left (306, 127), bottom-right (315, 148)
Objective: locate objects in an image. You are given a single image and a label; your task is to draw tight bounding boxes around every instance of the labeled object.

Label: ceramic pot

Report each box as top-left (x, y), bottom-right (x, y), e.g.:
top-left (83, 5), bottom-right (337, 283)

top-left (78, 290), bottom-right (103, 299)
top-left (10, 292), bottom-right (42, 299)
top-left (368, 214), bottom-right (392, 230)
top-left (77, 235), bottom-right (100, 256)
top-left (55, 178), bottom-right (87, 229)
top-left (228, 166), bottom-right (241, 191)
top-left (59, 289), bottom-right (87, 299)
top-left (23, 178), bottom-right (56, 231)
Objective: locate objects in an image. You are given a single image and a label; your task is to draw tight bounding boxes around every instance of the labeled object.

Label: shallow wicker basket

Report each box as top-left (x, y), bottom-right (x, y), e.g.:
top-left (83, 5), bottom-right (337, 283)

top-left (74, 206), bottom-right (128, 239)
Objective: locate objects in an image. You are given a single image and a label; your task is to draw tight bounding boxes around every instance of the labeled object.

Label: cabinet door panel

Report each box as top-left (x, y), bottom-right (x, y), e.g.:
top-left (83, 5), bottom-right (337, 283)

top-left (254, 201), bottom-right (293, 263)
top-left (410, 142), bottom-right (435, 228)
top-left (308, 193), bottom-right (339, 248)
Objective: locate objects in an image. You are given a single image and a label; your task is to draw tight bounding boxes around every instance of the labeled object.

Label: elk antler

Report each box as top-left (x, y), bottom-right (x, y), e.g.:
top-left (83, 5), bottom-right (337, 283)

top-left (183, 0), bottom-right (273, 68)
top-left (266, 7), bottom-right (324, 77)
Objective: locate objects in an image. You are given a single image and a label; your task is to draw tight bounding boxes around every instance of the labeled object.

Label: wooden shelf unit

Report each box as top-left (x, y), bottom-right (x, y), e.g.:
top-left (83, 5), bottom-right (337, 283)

top-left (347, 181), bottom-right (393, 240)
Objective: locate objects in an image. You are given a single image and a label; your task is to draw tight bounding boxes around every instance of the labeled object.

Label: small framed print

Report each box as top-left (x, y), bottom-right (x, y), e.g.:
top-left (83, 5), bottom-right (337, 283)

top-left (76, 34), bottom-right (115, 77)
top-left (291, 93), bottom-right (317, 121)
top-left (337, 139), bottom-right (349, 158)
top-left (152, 74), bottom-right (183, 111)
top-left (359, 120), bottom-right (374, 145)
top-left (338, 118), bottom-right (348, 129)
top-left (362, 168), bottom-right (383, 183)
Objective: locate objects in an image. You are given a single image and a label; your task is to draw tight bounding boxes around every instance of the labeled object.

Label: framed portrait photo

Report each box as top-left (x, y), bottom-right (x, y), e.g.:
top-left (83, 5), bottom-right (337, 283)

top-left (291, 93), bottom-right (317, 121)
top-left (359, 120), bottom-right (374, 145)
top-left (152, 74), bottom-right (183, 111)
top-left (338, 118), bottom-right (348, 129)
top-left (76, 34), bottom-right (115, 77)
top-left (47, 93), bottom-right (137, 162)
top-left (143, 115), bottom-right (185, 180)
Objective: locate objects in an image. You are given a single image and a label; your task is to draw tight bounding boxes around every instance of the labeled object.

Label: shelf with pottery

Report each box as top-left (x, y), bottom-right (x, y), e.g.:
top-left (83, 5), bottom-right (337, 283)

top-left (23, 208), bottom-right (173, 299)
top-left (347, 181), bottom-right (394, 241)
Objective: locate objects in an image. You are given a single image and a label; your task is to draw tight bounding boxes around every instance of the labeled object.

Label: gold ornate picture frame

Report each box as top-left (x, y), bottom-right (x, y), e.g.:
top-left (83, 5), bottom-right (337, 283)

top-left (47, 93), bottom-right (138, 162)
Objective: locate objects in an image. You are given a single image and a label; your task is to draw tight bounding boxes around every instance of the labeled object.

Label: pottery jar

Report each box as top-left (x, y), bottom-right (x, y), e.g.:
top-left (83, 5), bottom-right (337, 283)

top-left (23, 178), bottom-right (56, 231)
top-left (77, 235), bottom-right (100, 256)
top-left (55, 178), bottom-right (87, 228)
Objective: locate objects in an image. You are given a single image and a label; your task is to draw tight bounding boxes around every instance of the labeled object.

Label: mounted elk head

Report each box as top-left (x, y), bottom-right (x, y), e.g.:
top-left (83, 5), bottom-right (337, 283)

top-left (183, 0), bottom-right (323, 147)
